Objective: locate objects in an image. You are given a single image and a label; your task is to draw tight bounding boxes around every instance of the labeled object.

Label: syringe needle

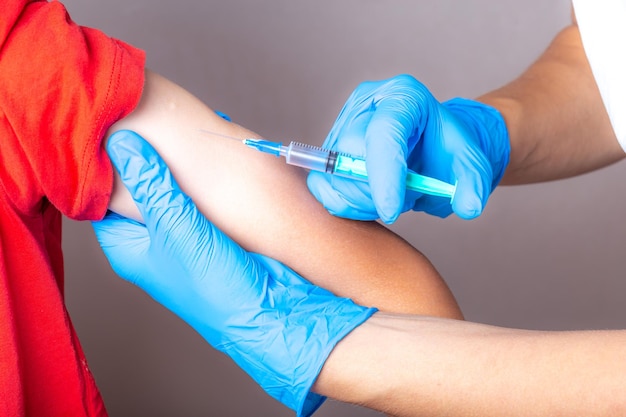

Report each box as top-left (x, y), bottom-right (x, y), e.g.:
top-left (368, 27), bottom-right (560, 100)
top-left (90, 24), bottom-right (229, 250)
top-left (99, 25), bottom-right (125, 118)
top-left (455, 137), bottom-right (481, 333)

top-left (198, 129), bottom-right (245, 142)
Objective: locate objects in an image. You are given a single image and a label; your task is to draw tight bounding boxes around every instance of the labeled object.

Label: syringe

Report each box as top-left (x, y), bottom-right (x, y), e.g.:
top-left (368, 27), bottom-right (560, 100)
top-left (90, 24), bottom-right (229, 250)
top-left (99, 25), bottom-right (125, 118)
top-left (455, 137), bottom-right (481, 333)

top-left (243, 138), bottom-right (456, 199)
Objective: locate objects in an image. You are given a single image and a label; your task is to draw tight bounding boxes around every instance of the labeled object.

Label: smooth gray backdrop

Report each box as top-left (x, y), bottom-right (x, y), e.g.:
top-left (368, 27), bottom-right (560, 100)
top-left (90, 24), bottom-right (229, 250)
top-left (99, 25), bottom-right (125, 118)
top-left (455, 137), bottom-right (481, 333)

top-left (60, 1), bottom-right (625, 416)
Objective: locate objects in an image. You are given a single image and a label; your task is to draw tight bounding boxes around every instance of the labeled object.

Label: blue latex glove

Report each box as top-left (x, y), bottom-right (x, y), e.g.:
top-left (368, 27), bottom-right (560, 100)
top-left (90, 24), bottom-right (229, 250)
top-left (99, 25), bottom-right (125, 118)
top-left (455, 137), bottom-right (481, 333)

top-left (307, 74), bottom-right (510, 223)
top-left (92, 130), bottom-right (375, 417)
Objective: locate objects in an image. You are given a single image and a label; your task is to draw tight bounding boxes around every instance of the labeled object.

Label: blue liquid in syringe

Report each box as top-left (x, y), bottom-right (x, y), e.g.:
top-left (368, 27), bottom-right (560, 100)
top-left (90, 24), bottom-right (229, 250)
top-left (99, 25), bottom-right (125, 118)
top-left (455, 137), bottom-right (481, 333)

top-left (242, 138), bottom-right (456, 199)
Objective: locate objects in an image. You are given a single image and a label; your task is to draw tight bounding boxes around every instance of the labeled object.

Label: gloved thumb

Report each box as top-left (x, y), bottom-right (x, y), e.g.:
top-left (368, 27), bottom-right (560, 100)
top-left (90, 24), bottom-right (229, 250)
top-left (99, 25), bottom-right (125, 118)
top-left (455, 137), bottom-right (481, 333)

top-left (106, 130), bottom-right (189, 234)
top-left (450, 163), bottom-right (490, 220)
top-left (307, 171), bottom-right (380, 221)
top-left (106, 130), bottom-right (242, 275)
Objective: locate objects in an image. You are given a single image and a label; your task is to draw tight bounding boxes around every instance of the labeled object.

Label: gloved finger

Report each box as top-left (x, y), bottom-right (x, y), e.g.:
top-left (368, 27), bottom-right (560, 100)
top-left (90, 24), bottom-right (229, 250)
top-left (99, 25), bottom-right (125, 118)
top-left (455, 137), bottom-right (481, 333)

top-left (106, 129), bottom-right (205, 254)
top-left (311, 96), bottom-right (378, 220)
top-left (106, 130), bottom-right (187, 225)
top-left (363, 87), bottom-right (428, 223)
top-left (107, 130), bottom-right (210, 258)
top-left (91, 212), bottom-right (151, 284)
top-left (106, 131), bottom-right (243, 264)
top-left (450, 157), bottom-right (492, 220)
top-left (92, 211), bottom-right (147, 249)
top-left (106, 130), bottom-right (211, 266)
top-left (307, 172), bottom-right (379, 221)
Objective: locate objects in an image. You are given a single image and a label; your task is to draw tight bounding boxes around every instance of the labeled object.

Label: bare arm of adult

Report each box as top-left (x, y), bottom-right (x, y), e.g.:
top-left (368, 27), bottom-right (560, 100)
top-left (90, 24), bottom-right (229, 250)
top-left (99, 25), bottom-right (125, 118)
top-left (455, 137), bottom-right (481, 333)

top-left (312, 9), bottom-right (626, 415)
top-left (104, 69), bottom-right (462, 319)
top-left (480, 20), bottom-right (625, 185)
top-left (315, 313), bottom-right (626, 417)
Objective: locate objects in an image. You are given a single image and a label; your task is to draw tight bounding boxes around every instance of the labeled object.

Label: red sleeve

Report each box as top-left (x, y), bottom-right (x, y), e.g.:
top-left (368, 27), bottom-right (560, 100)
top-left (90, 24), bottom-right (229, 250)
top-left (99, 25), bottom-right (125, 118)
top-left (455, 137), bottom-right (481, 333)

top-left (0, 0), bottom-right (146, 220)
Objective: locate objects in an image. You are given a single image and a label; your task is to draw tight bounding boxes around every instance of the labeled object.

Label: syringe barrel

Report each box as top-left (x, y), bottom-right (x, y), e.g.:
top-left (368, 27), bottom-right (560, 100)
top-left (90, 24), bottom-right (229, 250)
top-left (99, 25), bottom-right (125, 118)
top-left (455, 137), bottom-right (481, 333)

top-left (284, 142), bottom-right (336, 173)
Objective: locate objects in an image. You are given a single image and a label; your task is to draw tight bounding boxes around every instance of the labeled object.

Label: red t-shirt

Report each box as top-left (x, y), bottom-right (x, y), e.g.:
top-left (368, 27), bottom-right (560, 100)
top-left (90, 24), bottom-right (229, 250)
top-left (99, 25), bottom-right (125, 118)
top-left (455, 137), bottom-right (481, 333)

top-left (0, 1), bottom-right (145, 415)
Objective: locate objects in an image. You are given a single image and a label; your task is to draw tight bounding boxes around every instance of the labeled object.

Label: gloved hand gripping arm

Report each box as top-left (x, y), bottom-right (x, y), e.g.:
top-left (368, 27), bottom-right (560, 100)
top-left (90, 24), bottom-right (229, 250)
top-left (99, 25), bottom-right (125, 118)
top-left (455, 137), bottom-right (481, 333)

top-left (307, 74), bottom-right (510, 223)
top-left (92, 130), bottom-right (376, 417)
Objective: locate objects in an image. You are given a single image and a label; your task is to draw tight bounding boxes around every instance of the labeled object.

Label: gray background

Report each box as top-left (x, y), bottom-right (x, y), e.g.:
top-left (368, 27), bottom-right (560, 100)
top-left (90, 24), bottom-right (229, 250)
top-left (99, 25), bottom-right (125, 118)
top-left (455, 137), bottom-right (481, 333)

top-left (60, 1), bottom-right (626, 416)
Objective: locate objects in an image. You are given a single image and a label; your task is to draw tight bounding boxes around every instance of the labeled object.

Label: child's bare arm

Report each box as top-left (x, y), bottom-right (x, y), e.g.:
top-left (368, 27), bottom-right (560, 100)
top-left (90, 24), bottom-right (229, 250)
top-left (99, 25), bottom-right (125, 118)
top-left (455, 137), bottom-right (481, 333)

top-left (107, 70), bottom-right (462, 318)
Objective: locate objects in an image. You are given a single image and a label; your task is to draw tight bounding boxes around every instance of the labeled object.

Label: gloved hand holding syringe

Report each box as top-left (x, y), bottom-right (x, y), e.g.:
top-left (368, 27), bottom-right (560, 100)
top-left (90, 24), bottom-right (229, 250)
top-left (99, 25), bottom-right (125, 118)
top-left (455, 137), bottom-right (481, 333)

top-left (201, 130), bottom-right (456, 200)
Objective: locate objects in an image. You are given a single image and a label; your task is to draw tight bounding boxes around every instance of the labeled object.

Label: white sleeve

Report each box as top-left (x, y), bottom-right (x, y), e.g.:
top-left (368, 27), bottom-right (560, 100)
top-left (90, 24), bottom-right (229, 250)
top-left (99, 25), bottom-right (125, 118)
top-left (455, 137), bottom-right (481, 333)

top-left (572, 0), bottom-right (626, 153)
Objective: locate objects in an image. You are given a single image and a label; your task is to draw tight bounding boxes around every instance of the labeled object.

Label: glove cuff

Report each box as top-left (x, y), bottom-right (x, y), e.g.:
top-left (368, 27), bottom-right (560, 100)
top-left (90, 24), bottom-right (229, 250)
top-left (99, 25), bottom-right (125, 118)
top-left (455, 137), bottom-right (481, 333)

top-left (443, 97), bottom-right (511, 190)
top-left (296, 305), bottom-right (377, 417)
top-left (222, 253), bottom-right (378, 417)
top-left (225, 302), bottom-right (376, 417)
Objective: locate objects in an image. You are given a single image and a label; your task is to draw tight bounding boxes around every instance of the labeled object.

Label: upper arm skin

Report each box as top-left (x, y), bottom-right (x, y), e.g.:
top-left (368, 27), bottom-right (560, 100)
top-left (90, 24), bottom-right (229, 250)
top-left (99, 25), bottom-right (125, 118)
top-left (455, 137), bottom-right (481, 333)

top-left (106, 70), bottom-right (462, 319)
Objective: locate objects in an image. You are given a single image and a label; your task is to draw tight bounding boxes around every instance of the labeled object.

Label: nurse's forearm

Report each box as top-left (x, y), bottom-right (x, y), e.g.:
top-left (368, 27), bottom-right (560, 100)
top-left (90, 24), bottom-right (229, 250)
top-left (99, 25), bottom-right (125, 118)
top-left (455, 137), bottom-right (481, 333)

top-left (105, 70), bottom-right (462, 318)
top-left (479, 23), bottom-right (624, 185)
top-left (315, 313), bottom-right (626, 417)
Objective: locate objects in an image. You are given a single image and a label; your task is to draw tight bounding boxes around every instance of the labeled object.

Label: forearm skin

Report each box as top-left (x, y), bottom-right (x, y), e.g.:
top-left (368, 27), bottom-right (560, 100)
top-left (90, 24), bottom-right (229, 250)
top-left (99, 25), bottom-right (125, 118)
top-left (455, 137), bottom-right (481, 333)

top-left (479, 24), bottom-right (624, 185)
top-left (316, 313), bottom-right (626, 417)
